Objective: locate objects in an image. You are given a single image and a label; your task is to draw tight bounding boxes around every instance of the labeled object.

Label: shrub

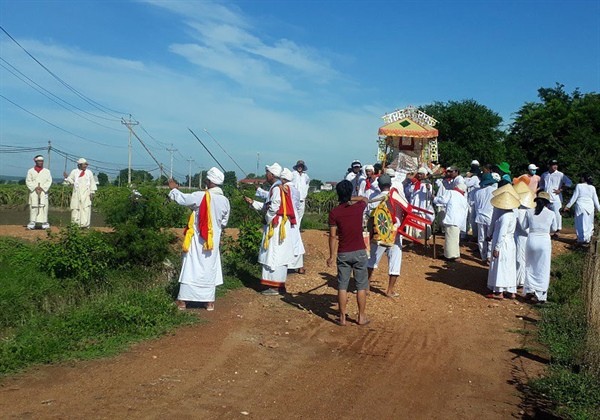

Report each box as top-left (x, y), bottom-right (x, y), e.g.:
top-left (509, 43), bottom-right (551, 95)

top-left (222, 219), bottom-right (262, 278)
top-left (109, 222), bottom-right (176, 267)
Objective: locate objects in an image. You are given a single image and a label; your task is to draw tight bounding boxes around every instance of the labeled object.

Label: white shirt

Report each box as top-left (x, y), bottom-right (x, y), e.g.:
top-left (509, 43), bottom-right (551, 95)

top-left (540, 170), bottom-right (572, 204)
top-left (433, 189), bottom-right (469, 230)
top-left (291, 171), bottom-right (310, 200)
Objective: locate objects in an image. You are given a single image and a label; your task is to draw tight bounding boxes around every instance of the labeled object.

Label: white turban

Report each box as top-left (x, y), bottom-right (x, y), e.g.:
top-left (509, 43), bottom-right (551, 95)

top-left (77, 158), bottom-right (87, 164)
top-left (281, 168), bottom-right (293, 182)
top-left (265, 163), bottom-right (282, 178)
top-left (417, 167), bottom-right (428, 175)
top-left (206, 167), bottom-right (224, 185)
top-left (364, 164), bottom-right (374, 172)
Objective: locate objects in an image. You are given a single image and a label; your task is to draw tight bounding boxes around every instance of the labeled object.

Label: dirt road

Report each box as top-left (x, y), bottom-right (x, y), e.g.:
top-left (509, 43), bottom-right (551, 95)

top-left (1, 228), bottom-right (573, 419)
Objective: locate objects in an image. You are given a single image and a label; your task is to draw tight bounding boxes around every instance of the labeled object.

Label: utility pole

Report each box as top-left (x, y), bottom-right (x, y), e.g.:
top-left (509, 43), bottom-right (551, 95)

top-left (47, 140), bottom-right (51, 173)
top-left (187, 158), bottom-right (194, 189)
top-left (166, 144), bottom-right (177, 179)
top-left (121, 115), bottom-right (139, 185)
top-left (256, 152), bottom-right (260, 176)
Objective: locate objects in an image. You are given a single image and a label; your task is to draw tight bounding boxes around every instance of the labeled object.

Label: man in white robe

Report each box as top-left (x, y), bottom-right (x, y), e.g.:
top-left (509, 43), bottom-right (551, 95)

top-left (25, 155), bottom-right (53, 229)
top-left (472, 174), bottom-right (498, 262)
top-left (168, 167), bottom-right (230, 311)
top-left (564, 175), bottom-right (600, 245)
top-left (63, 158), bottom-right (97, 228)
top-left (345, 160), bottom-right (366, 197)
top-left (244, 163), bottom-right (296, 295)
top-left (407, 167), bottom-right (435, 241)
top-left (433, 183), bottom-right (468, 261)
top-left (291, 160), bottom-right (310, 226)
top-left (282, 168), bottom-right (306, 274)
top-left (539, 159), bottom-right (572, 235)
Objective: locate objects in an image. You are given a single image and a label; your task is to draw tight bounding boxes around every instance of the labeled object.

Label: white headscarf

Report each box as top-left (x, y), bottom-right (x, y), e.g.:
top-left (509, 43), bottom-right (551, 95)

top-left (206, 167), bottom-right (224, 185)
top-left (281, 168), bottom-right (293, 182)
top-left (266, 163), bottom-right (282, 178)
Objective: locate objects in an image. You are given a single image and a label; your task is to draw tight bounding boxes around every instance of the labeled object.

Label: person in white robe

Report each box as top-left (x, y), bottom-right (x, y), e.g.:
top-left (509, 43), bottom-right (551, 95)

top-left (564, 174), bottom-right (600, 245)
top-left (539, 159), bottom-right (572, 235)
top-left (244, 163), bottom-right (296, 295)
top-left (63, 158), bottom-right (97, 228)
top-left (25, 155), bottom-right (52, 229)
top-left (366, 174), bottom-right (404, 297)
top-left (168, 167), bottom-right (230, 311)
top-left (513, 183), bottom-right (536, 288)
top-left (281, 168), bottom-right (306, 274)
top-left (364, 164), bottom-right (380, 198)
top-left (407, 167), bottom-right (435, 241)
top-left (522, 192), bottom-right (558, 303)
top-left (472, 173), bottom-right (498, 263)
top-left (433, 183), bottom-right (468, 261)
top-left (486, 191), bottom-right (519, 299)
top-left (345, 160), bottom-right (366, 197)
top-left (465, 161), bottom-right (481, 237)
top-left (291, 160), bottom-right (310, 225)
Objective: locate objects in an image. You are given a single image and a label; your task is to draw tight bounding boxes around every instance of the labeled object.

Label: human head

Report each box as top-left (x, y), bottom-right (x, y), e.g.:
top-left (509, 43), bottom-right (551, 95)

top-left (579, 173), bottom-right (593, 185)
top-left (446, 166), bottom-right (459, 179)
top-left (470, 160), bottom-right (480, 173)
top-left (33, 155), bottom-right (44, 167)
top-left (527, 163), bottom-right (538, 175)
top-left (77, 157), bottom-right (88, 170)
top-left (265, 163), bottom-right (282, 184)
top-left (378, 174), bottom-right (392, 191)
top-left (416, 167), bottom-right (428, 180)
top-left (548, 159), bottom-right (558, 172)
top-left (480, 173), bottom-right (497, 187)
top-left (281, 168), bottom-right (294, 183)
top-left (535, 191), bottom-right (552, 215)
top-left (373, 163), bottom-right (383, 175)
top-left (497, 162), bottom-right (511, 176)
top-left (293, 160), bottom-right (307, 173)
top-left (364, 164), bottom-right (374, 178)
top-left (351, 160), bottom-right (362, 174)
top-left (206, 167), bottom-right (224, 187)
top-left (336, 180), bottom-right (353, 203)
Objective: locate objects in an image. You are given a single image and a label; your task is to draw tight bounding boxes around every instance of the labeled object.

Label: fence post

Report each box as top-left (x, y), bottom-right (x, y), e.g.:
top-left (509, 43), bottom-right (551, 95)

top-left (583, 228), bottom-right (600, 378)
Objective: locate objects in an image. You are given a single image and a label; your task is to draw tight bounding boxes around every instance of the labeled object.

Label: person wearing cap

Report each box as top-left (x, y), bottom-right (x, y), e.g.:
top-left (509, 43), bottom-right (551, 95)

top-left (563, 173), bottom-right (600, 246)
top-left (168, 167), bottom-right (231, 311)
top-left (366, 174), bottom-right (404, 298)
top-left (513, 183), bottom-right (536, 288)
top-left (63, 158), bottom-right (97, 228)
top-left (345, 160), bottom-right (366, 197)
top-left (281, 168), bottom-right (306, 274)
top-left (496, 162), bottom-right (512, 184)
top-left (521, 191), bottom-right (558, 303)
top-left (291, 160), bottom-right (310, 226)
top-left (472, 173), bottom-right (498, 263)
top-left (407, 167), bottom-right (434, 240)
top-left (433, 182), bottom-right (469, 262)
top-left (486, 191), bottom-right (519, 299)
top-left (25, 155), bottom-right (53, 230)
top-left (539, 159), bottom-right (572, 236)
top-left (244, 163), bottom-right (297, 295)
top-left (522, 164), bottom-right (541, 193)
top-left (364, 164), bottom-right (380, 197)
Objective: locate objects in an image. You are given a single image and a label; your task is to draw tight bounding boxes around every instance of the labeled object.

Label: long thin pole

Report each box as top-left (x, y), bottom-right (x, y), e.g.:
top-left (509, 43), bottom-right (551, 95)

top-left (121, 115), bottom-right (139, 185)
top-left (187, 158), bottom-right (194, 189)
top-left (203, 128), bottom-right (248, 178)
top-left (167, 144), bottom-right (177, 179)
top-left (188, 128), bottom-right (226, 172)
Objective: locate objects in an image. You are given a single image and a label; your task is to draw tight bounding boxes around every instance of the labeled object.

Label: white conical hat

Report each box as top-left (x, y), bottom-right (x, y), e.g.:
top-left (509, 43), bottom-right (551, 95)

top-left (492, 183), bottom-right (520, 200)
top-left (518, 191), bottom-right (535, 209)
top-left (513, 181), bottom-right (530, 195)
top-left (491, 191), bottom-right (521, 210)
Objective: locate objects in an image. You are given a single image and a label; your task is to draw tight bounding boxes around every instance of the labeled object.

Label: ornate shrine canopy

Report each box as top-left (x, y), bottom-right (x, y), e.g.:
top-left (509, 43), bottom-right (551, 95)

top-left (378, 106), bottom-right (438, 139)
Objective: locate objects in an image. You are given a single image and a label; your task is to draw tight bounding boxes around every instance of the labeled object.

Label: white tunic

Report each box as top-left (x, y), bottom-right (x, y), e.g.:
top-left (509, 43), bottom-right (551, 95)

top-left (291, 170), bottom-right (310, 223)
top-left (433, 189), bottom-right (468, 231)
top-left (522, 207), bottom-right (557, 301)
top-left (408, 181), bottom-right (435, 222)
top-left (284, 183), bottom-right (306, 269)
top-left (64, 168), bottom-right (97, 227)
top-left (169, 187), bottom-right (230, 302)
top-left (487, 210), bottom-right (517, 293)
top-left (566, 183), bottom-right (600, 243)
top-left (26, 167), bottom-right (52, 223)
top-left (514, 208), bottom-right (529, 287)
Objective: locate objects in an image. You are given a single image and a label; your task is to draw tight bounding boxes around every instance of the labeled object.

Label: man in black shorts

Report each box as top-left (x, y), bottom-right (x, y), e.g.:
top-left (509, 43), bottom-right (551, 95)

top-left (327, 180), bottom-right (370, 326)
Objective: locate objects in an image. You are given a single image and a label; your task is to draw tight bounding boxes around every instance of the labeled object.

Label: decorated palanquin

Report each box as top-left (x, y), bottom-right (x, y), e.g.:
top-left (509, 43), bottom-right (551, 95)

top-left (377, 106), bottom-right (439, 244)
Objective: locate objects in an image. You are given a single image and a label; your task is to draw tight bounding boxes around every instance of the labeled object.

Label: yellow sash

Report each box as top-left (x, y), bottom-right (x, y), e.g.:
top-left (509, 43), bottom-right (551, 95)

top-left (182, 211), bottom-right (195, 252)
top-left (202, 191), bottom-right (214, 251)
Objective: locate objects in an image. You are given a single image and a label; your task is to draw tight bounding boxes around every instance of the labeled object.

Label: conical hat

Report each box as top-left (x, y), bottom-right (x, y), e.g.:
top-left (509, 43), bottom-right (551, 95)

top-left (492, 183), bottom-right (520, 200)
top-left (513, 181), bottom-right (531, 195)
top-left (491, 191), bottom-right (521, 210)
top-left (518, 191), bottom-right (535, 209)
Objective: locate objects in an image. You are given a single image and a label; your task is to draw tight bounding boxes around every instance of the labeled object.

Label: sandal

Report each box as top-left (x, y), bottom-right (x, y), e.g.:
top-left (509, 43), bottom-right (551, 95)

top-left (175, 300), bottom-right (186, 311)
top-left (485, 293), bottom-right (504, 300)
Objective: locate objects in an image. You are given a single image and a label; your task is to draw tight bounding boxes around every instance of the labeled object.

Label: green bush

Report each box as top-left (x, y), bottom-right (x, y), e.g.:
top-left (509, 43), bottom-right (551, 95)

top-left (222, 219), bottom-right (262, 278)
top-left (109, 222), bottom-right (176, 267)
top-left (41, 225), bottom-right (114, 286)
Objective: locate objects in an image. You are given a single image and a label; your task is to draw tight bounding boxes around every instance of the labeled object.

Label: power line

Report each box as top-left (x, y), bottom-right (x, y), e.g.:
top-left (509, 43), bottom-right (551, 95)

top-left (188, 128), bottom-right (226, 172)
top-left (203, 128), bottom-right (248, 178)
top-left (0, 25), bottom-right (127, 118)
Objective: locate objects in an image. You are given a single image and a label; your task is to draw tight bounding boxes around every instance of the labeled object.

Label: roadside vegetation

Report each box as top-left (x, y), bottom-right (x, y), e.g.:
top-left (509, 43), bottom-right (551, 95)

top-left (529, 247), bottom-right (600, 419)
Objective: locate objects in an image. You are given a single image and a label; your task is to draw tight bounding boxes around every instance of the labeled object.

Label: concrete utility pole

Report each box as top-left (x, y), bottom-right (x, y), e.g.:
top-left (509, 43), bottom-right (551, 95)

top-left (166, 144), bottom-right (177, 179)
top-left (187, 158), bottom-right (194, 189)
top-left (256, 152), bottom-right (260, 176)
top-left (121, 115), bottom-right (139, 185)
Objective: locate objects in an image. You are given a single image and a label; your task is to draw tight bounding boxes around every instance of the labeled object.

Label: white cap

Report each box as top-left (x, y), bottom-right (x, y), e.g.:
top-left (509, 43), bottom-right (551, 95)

top-left (471, 160), bottom-right (480, 166)
top-left (77, 158), bottom-right (87, 164)
top-left (265, 163), bottom-right (282, 178)
top-left (527, 163), bottom-right (538, 170)
top-left (385, 168), bottom-right (396, 176)
top-left (33, 155), bottom-right (44, 161)
top-left (206, 167), bottom-right (224, 185)
top-left (364, 164), bottom-right (374, 172)
top-left (491, 172), bottom-right (501, 182)
top-left (281, 168), bottom-right (293, 182)
top-left (417, 167), bottom-right (428, 175)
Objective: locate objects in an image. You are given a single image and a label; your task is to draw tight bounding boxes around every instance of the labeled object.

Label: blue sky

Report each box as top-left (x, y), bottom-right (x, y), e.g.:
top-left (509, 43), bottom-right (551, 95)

top-left (1, 0), bottom-right (599, 183)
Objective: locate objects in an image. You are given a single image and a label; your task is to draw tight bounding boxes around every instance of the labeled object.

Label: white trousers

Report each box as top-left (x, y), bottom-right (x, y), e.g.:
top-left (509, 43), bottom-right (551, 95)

top-left (477, 223), bottom-right (491, 261)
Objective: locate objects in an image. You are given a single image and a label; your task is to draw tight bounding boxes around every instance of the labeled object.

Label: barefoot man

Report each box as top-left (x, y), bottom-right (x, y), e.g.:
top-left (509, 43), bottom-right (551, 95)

top-left (327, 180), bottom-right (370, 326)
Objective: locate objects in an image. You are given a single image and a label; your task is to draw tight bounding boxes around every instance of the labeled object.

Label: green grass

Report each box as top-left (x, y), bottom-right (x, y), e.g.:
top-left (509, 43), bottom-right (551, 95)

top-left (529, 249), bottom-right (600, 419)
top-left (301, 212), bottom-right (329, 230)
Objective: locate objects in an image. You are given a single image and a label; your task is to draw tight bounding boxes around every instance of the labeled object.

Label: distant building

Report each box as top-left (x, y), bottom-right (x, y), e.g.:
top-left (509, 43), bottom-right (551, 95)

top-left (320, 182), bottom-right (337, 191)
top-left (239, 178), bottom-right (266, 187)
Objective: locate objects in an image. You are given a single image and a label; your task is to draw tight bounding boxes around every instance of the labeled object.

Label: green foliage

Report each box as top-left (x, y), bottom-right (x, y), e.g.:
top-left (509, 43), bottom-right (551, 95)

top-left (112, 169), bottom-right (154, 186)
top-left (506, 83), bottom-right (600, 181)
top-left (225, 187), bottom-right (263, 228)
top-left (420, 99), bottom-right (506, 168)
top-left (305, 190), bottom-right (337, 214)
top-left (223, 170), bottom-right (237, 188)
top-left (41, 225), bottom-right (114, 285)
top-left (300, 212), bottom-right (329, 231)
top-left (221, 219), bottom-right (262, 279)
top-left (97, 172), bottom-right (109, 187)
top-left (309, 179), bottom-right (323, 188)
top-left (110, 222), bottom-right (176, 267)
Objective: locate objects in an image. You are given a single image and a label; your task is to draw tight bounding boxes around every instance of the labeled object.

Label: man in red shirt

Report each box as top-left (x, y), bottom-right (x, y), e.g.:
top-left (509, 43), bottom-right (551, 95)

top-left (327, 180), bottom-right (370, 326)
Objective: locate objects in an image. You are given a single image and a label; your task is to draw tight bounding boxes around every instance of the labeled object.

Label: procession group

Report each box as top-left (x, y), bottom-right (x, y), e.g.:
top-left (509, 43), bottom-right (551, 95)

top-left (25, 155), bottom-right (97, 229)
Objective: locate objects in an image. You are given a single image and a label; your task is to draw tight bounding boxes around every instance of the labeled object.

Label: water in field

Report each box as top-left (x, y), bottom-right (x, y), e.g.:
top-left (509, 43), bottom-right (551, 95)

top-left (0, 206), bottom-right (106, 227)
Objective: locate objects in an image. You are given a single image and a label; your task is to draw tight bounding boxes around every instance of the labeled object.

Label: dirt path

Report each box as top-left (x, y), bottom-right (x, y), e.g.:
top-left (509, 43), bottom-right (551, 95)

top-left (0, 227), bottom-right (575, 419)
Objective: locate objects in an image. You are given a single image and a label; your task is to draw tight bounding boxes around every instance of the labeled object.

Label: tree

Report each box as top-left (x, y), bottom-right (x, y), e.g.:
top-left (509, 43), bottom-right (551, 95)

top-left (97, 172), bottom-right (109, 187)
top-left (245, 172), bottom-right (256, 179)
top-left (420, 100), bottom-right (505, 169)
top-left (113, 169), bottom-right (154, 185)
top-left (309, 179), bottom-right (323, 188)
top-left (223, 171), bottom-right (237, 187)
top-left (506, 83), bottom-right (600, 181)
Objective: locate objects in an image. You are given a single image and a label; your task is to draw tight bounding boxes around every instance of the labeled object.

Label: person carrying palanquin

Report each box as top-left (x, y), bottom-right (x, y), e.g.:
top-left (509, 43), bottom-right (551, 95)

top-left (168, 167), bottom-right (230, 311)
top-left (245, 163), bottom-right (297, 295)
top-left (25, 154), bottom-right (52, 230)
top-left (539, 159), bottom-right (572, 236)
top-left (563, 173), bottom-right (600, 246)
top-left (63, 157), bottom-right (97, 228)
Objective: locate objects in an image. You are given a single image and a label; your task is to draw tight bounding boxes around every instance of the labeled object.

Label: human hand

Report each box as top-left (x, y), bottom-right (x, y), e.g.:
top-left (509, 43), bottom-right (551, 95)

top-left (168, 178), bottom-right (178, 190)
top-left (493, 250), bottom-right (499, 258)
top-left (326, 257), bottom-right (333, 268)
top-left (553, 188), bottom-right (561, 194)
top-left (243, 196), bottom-right (253, 205)
top-left (35, 186), bottom-right (43, 194)
top-left (63, 171), bottom-right (68, 178)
